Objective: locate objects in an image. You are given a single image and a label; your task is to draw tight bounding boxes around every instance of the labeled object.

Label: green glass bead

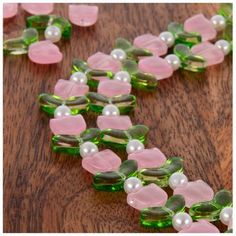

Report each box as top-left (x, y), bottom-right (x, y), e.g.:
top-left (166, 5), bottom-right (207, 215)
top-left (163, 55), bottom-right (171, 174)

top-left (118, 160), bottom-right (138, 177)
top-left (93, 171), bottom-right (126, 191)
top-left (174, 44), bottom-right (192, 59)
top-left (213, 189), bottom-right (232, 208)
top-left (38, 93), bottom-right (89, 116)
top-left (122, 59), bottom-right (138, 74)
top-left (3, 28), bottom-right (38, 55)
top-left (87, 92), bottom-right (136, 114)
top-left (115, 37), bottom-right (133, 51)
top-left (165, 194), bottom-right (185, 213)
top-left (225, 229), bottom-right (233, 233)
top-left (137, 157), bottom-right (183, 187)
top-left (175, 32), bottom-right (202, 48)
top-left (168, 22), bottom-right (184, 35)
top-left (218, 3), bottom-right (232, 24)
top-left (26, 15), bottom-right (50, 31)
top-left (50, 16), bottom-right (72, 38)
top-left (131, 72), bottom-right (158, 90)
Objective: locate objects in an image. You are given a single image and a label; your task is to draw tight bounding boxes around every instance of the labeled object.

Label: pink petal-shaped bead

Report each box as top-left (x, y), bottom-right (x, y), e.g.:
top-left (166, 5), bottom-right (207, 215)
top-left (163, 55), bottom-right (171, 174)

top-left (97, 116), bottom-right (132, 130)
top-left (82, 149), bottom-right (121, 174)
top-left (87, 52), bottom-right (121, 73)
top-left (138, 56), bottom-right (173, 80)
top-left (3, 3), bottom-right (18, 19)
top-left (133, 34), bottom-right (168, 56)
top-left (191, 42), bottom-right (224, 66)
top-left (50, 115), bottom-right (86, 135)
top-left (184, 14), bottom-right (217, 42)
top-left (97, 80), bottom-right (131, 97)
top-left (128, 148), bottom-right (166, 169)
top-left (21, 3), bottom-right (54, 15)
top-left (54, 79), bottom-right (89, 100)
top-left (173, 180), bottom-right (214, 208)
top-left (69, 4), bottom-right (98, 27)
top-left (127, 183), bottom-right (168, 210)
top-left (179, 220), bottom-right (220, 233)
top-left (28, 40), bottom-right (63, 65)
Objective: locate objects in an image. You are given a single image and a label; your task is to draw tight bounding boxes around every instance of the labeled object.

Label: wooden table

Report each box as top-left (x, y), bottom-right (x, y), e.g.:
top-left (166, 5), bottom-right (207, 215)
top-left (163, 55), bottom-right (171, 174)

top-left (3, 3), bottom-right (232, 233)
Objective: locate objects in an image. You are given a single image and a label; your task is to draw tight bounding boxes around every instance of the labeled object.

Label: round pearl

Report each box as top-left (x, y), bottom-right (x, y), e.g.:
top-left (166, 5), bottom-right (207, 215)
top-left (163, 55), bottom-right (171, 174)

top-left (114, 71), bottom-right (131, 83)
top-left (54, 105), bottom-right (71, 118)
top-left (220, 207), bottom-right (233, 226)
top-left (159, 31), bottom-right (175, 48)
top-left (70, 72), bottom-right (88, 84)
top-left (79, 142), bottom-right (98, 158)
top-left (169, 172), bottom-right (188, 190)
top-left (126, 139), bottom-right (144, 154)
top-left (211, 15), bottom-right (226, 31)
top-left (172, 212), bottom-right (193, 232)
top-left (44, 25), bottom-right (62, 43)
top-left (110, 48), bottom-right (127, 61)
top-left (215, 39), bottom-right (231, 56)
top-left (164, 54), bottom-right (181, 71)
top-left (102, 104), bottom-right (120, 116)
top-left (124, 177), bottom-right (143, 194)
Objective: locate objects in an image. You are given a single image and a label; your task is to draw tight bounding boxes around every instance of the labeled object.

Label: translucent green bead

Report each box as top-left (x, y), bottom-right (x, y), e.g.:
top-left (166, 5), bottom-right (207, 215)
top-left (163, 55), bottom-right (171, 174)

top-left (218, 3), bottom-right (232, 24)
top-left (118, 160), bottom-right (138, 177)
top-left (51, 128), bottom-right (101, 155)
top-left (225, 229), bottom-right (233, 233)
top-left (26, 15), bottom-right (50, 31)
top-left (3, 28), bottom-right (38, 55)
top-left (137, 157), bottom-right (183, 187)
top-left (213, 189), bottom-right (232, 208)
top-left (38, 93), bottom-right (90, 116)
top-left (165, 194), bottom-right (185, 213)
top-left (168, 22), bottom-right (184, 35)
top-left (50, 16), bottom-right (72, 38)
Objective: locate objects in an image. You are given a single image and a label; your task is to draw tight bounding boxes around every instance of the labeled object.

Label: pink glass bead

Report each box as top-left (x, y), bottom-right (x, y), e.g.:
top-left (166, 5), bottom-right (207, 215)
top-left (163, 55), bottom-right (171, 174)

top-left (50, 115), bottom-right (86, 135)
top-left (191, 42), bottom-right (224, 66)
top-left (127, 183), bottom-right (168, 210)
top-left (173, 180), bottom-right (214, 208)
top-left (97, 116), bottom-right (132, 130)
top-left (138, 56), bottom-right (173, 80)
top-left (69, 5), bottom-right (98, 27)
top-left (82, 149), bottom-right (121, 174)
top-left (179, 220), bottom-right (220, 233)
top-left (87, 52), bottom-right (121, 73)
top-left (54, 79), bottom-right (89, 100)
top-left (3, 3), bottom-right (18, 19)
top-left (184, 14), bottom-right (217, 42)
top-left (21, 3), bottom-right (54, 15)
top-left (28, 40), bottom-right (63, 65)
top-left (128, 148), bottom-right (166, 169)
top-left (97, 80), bottom-right (131, 98)
top-left (133, 34), bottom-right (168, 56)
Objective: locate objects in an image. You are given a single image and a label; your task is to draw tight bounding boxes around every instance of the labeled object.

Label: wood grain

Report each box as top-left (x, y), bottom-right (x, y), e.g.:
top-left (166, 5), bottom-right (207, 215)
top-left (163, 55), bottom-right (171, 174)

top-left (3, 3), bottom-right (232, 233)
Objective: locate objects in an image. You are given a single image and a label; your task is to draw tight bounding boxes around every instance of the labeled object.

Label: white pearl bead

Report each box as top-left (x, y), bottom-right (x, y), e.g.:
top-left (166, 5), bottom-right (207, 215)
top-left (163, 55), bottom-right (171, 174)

top-left (164, 54), bottom-right (181, 71)
top-left (159, 31), bottom-right (175, 48)
top-left (169, 172), bottom-right (188, 190)
top-left (54, 105), bottom-right (71, 118)
top-left (102, 104), bottom-right (120, 116)
top-left (44, 25), bottom-right (62, 43)
top-left (79, 142), bottom-right (98, 158)
top-left (220, 207), bottom-right (233, 226)
top-left (124, 177), bottom-right (143, 194)
top-left (110, 48), bottom-right (127, 61)
top-left (211, 15), bottom-right (226, 31)
top-left (215, 39), bottom-right (231, 56)
top-left (114, 71), bottom-right (131, 83)
top-left (70, 72), bottom-right (88, 84)
top-left (126, 139), bottom-right (144, 154)
top-left (172, 212), bottom-right (193, 232)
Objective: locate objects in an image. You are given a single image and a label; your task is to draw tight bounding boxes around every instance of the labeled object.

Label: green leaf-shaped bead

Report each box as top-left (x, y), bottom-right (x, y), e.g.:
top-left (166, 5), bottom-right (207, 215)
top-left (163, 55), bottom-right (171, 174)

top-left (168, 22), bottom-right (184, 35)
top-left (218, 3), bottom-right (232, 24)
top-left (115, 37), bottom-right (133, 51)
top-left (131, 72), bottom-right (158, 90)
top-left (126, 47), bottom-right (152, 60)
top-left (175, 32), bottom-right (202, 48)
top-left (118, 160), bottom-right (138, 177)
top-left (122, 59), bottom-right (138, 74)
top-left (165, 194), bottom-right (185, 213)
top-left (213, 189), bottom-right (232, 208)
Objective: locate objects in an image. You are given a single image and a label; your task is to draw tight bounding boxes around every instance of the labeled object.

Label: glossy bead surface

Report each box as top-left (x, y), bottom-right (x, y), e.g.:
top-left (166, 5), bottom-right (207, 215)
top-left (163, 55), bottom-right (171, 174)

top-left (172, 212), bottom-right (193, 231)
top-left (220, 207), bottom-right (233, 226)
top-left (169, 172), bottom-right (188, 190)
top-left (44, 25), bottom-right (61, 43)
top-left (70, 71), bottom-right (88, 84)
top-left (164, 54), bottom-right (181, 71)
top-left (126, 139), bottom-right (145, 154)
top-left (159, 31), bottom-right (175, 48)
top-left (110, 48), bottom-right (127, 61)
top-left (215, 39), bottom-right (231, 55)
top-left (54, 105), bottom-right (71, 118)
top-left (124, 177), bottom-right (143, 194)
top-left (114, 71), bottom-right (131, 83)
top-left (102, 104), bottom-right (120, 116)
top-left (79, 141), bottom-right (98, 158)
top-left (210, 15), bottom-right (226, 31)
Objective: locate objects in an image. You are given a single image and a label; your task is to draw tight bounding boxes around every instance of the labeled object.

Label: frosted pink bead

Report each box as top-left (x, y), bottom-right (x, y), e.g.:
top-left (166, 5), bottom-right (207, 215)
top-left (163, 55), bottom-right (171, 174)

top-left (127, 183), bottom-right (168, 210)
top-left (87, 52), bottom-right (121, 73)
top-left (3, 3), bottom-right (18, 19)
top-left (21, 3), bottom-right (54, 15)
top-left (82, 149), bottom-right (121, 174)
top-left (173, 180), bottom-right (214, 208)
top-left (54, 79), bottom-right (89, 100)
top-left (191, 42), bottom-right (224, 66)
top-left (28, 40), bottom-right (63, 65)
top-left (179, 220), bottom-right (220, 233)
top-left (138, 56), bottom-right (173, 80)
top-left (69, 5), bottom-right (98, 27)
top-left (97, 80), bottom-right (131, 98)
top-left (184, 14), bottom-right (217, 42)
top-left (133, 34), bottom-right (168, 56)
top-left (97, 116), bottom-right (132, 130)
top-left (128, 148), bottom-right (166, 169)
top-left (50, 115), bottom-right (86, 135)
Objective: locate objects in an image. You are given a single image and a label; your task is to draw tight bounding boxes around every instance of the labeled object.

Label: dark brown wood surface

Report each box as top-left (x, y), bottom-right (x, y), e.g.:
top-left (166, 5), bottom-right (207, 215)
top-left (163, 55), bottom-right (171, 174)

top-left (3, 3), bottom-right (232, 233)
